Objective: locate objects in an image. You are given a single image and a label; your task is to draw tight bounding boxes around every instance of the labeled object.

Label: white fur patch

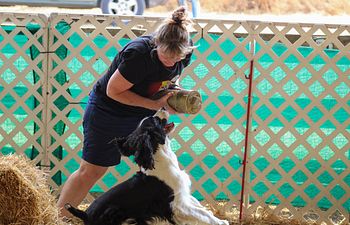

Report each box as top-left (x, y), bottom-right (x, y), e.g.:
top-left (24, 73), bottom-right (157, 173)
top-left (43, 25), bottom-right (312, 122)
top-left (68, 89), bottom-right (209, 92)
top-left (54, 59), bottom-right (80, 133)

top-left (145, 137), bottom-right (229, 225)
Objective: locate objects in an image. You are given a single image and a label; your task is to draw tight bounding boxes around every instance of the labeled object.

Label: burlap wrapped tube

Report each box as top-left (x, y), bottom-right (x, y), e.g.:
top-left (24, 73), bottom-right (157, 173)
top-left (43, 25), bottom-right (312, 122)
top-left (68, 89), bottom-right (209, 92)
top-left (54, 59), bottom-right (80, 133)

top-left (152, 88), bottom-right (202, 114)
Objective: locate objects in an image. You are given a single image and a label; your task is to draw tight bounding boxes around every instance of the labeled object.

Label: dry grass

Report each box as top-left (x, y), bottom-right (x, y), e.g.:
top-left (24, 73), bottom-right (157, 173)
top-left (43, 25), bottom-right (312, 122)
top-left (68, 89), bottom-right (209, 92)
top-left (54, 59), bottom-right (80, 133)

top-left (0, 154), bottom-right (66, 225)
top-left (149, 0), bottom-right (350, 16)
top-left (204, 202), bottom-right (319, 225)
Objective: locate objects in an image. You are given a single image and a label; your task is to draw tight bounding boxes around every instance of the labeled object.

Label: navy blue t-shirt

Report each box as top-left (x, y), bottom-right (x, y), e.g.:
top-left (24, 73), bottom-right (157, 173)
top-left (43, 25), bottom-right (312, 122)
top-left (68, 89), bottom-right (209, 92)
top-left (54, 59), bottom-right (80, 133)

top-left (90, 35), bottom-right (192, 117)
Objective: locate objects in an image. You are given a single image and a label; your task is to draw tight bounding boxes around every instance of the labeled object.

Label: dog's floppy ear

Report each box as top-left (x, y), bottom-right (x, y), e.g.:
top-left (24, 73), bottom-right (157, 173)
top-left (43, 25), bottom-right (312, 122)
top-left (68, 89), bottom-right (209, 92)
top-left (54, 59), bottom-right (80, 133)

top-left (113, 116), bottom-right (167, 170)
top-left (121, 131), bottom-right (155, 170)
top-left (133, 133), bottom-right (155, 170)
top-left (110, 137), bottom-right (136, 157)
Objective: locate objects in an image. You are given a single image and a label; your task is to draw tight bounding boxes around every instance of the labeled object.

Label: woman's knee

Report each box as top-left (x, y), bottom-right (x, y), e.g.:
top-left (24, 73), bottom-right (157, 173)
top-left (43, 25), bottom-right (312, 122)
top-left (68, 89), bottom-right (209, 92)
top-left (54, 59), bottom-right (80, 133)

top-left (76, 160), bottom-right (108, 182)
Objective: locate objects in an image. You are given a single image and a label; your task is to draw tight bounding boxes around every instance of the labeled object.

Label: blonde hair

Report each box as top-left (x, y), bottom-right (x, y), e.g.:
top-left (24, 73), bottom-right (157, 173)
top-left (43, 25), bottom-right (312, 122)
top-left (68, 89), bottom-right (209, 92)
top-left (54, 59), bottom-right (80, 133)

top-left (154, 6), bottom-right (193, 57)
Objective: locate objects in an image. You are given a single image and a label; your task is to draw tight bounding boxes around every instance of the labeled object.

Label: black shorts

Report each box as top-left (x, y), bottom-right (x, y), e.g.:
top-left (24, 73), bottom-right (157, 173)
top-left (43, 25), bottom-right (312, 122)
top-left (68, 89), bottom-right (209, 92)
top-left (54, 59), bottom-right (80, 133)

top-left (82, 102), bottom-right (144, 167)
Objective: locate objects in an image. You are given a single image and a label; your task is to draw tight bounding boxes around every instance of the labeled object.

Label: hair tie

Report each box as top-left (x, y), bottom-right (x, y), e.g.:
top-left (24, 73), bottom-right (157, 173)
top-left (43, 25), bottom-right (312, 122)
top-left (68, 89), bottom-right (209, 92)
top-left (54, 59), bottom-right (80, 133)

top-left (172, 16), bottom-right (182, 25)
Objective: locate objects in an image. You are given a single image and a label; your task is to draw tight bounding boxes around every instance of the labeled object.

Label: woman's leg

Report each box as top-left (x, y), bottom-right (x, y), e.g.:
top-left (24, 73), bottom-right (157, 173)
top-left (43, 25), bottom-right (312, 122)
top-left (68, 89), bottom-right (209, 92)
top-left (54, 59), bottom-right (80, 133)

top-left (57, 159), bottom-right (108, 218)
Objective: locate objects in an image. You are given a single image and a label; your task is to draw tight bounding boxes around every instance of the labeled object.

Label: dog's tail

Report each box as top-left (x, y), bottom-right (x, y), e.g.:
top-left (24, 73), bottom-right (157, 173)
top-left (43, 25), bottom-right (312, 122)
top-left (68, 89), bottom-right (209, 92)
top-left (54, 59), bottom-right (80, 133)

top-left (64, 203), bottom-right (88, 222)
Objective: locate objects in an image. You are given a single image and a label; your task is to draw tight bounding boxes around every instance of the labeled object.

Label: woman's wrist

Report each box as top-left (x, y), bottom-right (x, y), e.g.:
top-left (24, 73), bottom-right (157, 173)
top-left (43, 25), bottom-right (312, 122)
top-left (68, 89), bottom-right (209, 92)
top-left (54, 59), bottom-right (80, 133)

top-left (143, 98), bottom-right (162, 111)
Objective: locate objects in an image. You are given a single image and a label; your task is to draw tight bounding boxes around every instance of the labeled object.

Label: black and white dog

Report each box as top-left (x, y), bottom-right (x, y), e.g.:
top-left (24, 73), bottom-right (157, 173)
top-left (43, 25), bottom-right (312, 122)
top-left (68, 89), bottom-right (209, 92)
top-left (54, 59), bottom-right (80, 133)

top-left (65, 109), bottom-right (229, 225)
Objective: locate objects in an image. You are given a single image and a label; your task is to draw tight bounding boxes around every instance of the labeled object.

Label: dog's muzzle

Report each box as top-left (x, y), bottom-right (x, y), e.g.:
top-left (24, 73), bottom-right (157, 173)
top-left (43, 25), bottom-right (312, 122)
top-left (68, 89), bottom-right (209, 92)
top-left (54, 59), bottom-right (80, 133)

top-left (155, 108), bottom-right (175, 134)
top-left (155, 108), bottom-right (169, 120)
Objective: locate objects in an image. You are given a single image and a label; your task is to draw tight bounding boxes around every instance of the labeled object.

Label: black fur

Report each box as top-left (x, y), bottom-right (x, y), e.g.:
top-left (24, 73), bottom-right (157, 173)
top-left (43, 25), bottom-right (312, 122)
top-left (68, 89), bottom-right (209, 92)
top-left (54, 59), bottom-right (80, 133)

top-left (66, 115), bottom-right (174, 225)
top-left (113, 116), bottom-right (167, 170)
top-left (65, 172), bottom-right (175, 225)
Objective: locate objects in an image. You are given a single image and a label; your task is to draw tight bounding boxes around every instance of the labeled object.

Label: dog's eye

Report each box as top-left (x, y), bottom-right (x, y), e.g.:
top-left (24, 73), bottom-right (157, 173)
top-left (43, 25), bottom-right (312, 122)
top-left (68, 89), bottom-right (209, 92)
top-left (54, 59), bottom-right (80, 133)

top-left (154, 117), bottom-right (164, 127)
top-left (161, 118), bottom-right (167, 126)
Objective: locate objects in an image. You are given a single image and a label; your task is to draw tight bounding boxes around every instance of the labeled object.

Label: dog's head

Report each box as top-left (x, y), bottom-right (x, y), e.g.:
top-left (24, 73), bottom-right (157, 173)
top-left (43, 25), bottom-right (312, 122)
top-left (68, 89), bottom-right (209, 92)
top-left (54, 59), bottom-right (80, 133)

top-left (113, 108), bottom-right (175, 170)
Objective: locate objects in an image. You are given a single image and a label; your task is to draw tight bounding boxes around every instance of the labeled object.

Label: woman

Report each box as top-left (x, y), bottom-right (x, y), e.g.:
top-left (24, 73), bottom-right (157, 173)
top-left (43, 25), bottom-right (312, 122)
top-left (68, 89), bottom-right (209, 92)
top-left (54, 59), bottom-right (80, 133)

top-left (57, 6), bottom-right (194, 218)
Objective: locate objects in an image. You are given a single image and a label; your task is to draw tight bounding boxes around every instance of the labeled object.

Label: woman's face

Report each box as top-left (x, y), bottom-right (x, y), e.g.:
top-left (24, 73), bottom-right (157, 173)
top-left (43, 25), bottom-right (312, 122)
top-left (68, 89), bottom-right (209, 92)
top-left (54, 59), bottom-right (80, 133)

top-left (157, 48), bottom-right (185, 67)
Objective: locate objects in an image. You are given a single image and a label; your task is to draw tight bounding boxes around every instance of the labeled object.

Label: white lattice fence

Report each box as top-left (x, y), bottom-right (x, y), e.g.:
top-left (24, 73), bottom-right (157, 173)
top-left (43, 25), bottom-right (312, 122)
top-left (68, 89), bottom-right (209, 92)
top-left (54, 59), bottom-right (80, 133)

top-left (0, 13), bottom-right (48, 167)
top-left (176, 20), bottom-right (256, 207)
top-left (245, 22), bottom-right (350, 224)
top-left (0, 12), bottom-right (349, 224)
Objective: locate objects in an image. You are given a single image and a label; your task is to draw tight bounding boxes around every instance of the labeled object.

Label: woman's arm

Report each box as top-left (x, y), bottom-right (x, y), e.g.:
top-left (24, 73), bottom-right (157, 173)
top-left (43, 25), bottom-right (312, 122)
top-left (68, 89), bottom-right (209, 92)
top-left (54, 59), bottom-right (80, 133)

top-left (106, 69), bottom-right (176, 113)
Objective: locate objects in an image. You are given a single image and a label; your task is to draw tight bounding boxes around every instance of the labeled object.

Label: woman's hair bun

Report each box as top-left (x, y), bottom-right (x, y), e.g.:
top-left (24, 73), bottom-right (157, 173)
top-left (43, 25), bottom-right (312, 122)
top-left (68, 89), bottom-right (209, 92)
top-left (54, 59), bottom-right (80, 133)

top-left (172, 6), bottom-right (187, 25)
top-left (153, 5), bottom-right (194, 57)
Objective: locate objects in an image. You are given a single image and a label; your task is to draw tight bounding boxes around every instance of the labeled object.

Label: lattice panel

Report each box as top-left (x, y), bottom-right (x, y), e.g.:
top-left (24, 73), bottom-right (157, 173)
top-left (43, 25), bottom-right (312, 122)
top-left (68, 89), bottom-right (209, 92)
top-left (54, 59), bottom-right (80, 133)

top-left (172, 19), bottom-right (254, 207)
top-left (0, 13), bottom-right (48, 167)
top-left (245, 22), bottom-right (350, 224)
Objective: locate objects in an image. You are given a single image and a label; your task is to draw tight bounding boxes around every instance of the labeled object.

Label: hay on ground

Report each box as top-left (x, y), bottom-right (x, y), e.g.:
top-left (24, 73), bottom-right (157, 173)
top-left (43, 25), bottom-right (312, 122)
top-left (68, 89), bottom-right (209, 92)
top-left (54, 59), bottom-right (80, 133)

top-left (0, 154), bottom-right (65, 225)
top-left (205, 201), bottom-right (322, 225)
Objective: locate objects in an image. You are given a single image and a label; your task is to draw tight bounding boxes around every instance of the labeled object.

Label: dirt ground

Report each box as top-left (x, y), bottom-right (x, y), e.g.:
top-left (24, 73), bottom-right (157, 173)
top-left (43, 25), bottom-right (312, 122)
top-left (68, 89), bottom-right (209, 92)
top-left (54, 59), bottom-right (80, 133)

top-left (149, 0), bottom-right (350, 15)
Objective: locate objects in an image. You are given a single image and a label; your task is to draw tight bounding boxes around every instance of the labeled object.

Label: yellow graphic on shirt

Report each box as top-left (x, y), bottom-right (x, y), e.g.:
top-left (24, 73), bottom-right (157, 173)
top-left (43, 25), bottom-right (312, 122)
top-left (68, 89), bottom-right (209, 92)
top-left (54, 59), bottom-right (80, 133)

top-left (159, 80), bottom-right (174, 91)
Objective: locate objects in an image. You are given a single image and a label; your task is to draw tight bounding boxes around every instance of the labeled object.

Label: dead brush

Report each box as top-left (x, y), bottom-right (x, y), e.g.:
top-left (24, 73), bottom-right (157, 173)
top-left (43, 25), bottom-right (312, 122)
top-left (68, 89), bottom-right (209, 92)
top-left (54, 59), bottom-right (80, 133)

top-left (0, 154), bottom-right (66, 225)
top-left (205, 200), bottom-right (322, 225)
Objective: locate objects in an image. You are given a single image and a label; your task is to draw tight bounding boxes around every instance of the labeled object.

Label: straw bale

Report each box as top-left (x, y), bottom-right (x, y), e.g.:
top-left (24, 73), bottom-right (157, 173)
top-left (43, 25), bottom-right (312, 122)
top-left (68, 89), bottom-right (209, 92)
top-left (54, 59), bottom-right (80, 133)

top-left (0, 154), bottom-right (65, 225)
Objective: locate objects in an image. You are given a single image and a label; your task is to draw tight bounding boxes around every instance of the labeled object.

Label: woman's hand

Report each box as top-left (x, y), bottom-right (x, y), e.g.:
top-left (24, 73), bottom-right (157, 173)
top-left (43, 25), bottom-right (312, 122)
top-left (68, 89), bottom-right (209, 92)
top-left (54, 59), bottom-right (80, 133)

top-left (107, 69), bottom-right (179, 114)
top-left (155, 92), bottom-right (178, 114)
